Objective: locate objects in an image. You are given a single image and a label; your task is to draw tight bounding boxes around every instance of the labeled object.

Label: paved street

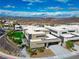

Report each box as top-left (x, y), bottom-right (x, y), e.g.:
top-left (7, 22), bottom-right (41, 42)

top-left (19, 47), bottom-right (30, 59)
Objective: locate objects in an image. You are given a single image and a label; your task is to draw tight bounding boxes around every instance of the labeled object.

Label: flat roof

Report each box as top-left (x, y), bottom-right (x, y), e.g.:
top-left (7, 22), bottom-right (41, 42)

top-left (64, 25), bottom-right (79, 30)
top-left (71, 32), bottom-right (79, 36)
top-left (21, 25), bottom-right (37, 30)
top-left (21, 25), bottom-right (48, 31)
top-left (34, 27), bottom-right (48, 31)
top-left (30, 39), bottom-right (42, 42)
top-left (54, 25), bottom-right (79, 30)
top-left (61, 34), bottom-right (74, 38)
top-left (45, 25), bottom-right (79, 32)
top-left (25, 30), bottom-right (45, 34)
top-left (45, 34), bottom-right (57, 39)
top-left (45, 26), bottom-right (67, 32)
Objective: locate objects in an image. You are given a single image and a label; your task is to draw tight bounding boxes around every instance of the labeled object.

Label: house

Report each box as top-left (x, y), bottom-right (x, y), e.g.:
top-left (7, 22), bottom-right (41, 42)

top-left (45, 25), bottom-right (79, 42)
top-left (45, 25), bottom-right (68, 37)
top-left (21, 25), bottom-right (61, 48)
top-left (3, 20), bottom-right (14, 30)
top-left (15, 24), bottom-right (22, 31)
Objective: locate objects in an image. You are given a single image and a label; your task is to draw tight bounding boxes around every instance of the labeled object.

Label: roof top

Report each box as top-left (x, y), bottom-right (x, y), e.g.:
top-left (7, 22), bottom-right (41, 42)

top-left (45, 25), bottom-right (67, 31)
top-left (46, 34), bottom-right (57, 39)
top-left (25, 30), bottom-right (45, 34)
top-left (21, 25), bottom-right (48, 31)
top-left (45, 25), bottom-right (79, 32)
top-left (61, 34), bottom-right (74, 38)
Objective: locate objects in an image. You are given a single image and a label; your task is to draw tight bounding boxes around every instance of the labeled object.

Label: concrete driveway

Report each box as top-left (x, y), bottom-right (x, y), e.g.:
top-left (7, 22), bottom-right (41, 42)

top-left (49, 45), bottom-right (72, 58)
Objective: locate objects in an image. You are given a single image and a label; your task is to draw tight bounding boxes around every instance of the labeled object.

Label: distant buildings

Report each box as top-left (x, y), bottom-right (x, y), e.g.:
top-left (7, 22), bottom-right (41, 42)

top-left (0, 20), bottom-right (16, 30)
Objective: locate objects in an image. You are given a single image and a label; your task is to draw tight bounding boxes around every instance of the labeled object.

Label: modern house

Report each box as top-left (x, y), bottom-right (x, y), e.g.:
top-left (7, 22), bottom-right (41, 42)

top-left (15, 24), bottom-right (22, 31)
top-left (21, 25), bottom-right (61, 48)
top-left (45, 25), bottom-right (79, 42)
top-left (20, 24), bottom-right (79, 48)
top-left (3, 20), bottom-right (14, 30)
top-left (45, 25), bottom-right (68, 37)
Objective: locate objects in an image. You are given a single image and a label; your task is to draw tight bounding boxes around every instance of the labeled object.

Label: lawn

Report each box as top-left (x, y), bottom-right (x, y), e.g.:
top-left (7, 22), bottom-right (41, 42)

top-left (8, 31), bottom-right (24, 44)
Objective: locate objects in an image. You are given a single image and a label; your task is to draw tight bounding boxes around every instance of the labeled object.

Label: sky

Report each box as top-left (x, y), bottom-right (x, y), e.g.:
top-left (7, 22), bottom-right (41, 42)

top-left (0, 0), bottom-right (79, 17)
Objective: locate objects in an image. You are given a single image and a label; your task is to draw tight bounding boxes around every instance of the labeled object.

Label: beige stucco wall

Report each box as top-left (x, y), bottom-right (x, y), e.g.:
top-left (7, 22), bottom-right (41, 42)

top-left (30, 42), bottom-right (45, 48)
top-left (31, 34), bottom-right (46, 40)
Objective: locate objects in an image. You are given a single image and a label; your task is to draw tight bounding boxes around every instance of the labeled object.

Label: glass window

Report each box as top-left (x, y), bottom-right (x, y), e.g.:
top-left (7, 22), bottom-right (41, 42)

top-left (62, 32), bottom-right (67, 34)
top-left (36, 35), bottom-right (46, 38)
top-left (29, 34), bottom-right (32, 39)
top-left (68, 30), bottom-right (75, 32)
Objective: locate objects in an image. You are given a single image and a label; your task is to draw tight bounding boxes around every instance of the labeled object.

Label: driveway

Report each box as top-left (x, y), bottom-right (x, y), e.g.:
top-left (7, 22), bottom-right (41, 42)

top-left (49, 45), bottom-right (72, 58)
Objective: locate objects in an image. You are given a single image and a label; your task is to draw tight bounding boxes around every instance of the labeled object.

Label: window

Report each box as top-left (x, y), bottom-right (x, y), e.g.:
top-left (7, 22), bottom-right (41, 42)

top-left (35, 30), bottom-right (40, 32)
top-left (62, 32), bottom-right (67, 34)
top-left (68, 30), bottom-right (75, 32)
top-left (36, 35), bottom-right (46, 38)
top-left (29, 34), bottom-right (32, 39)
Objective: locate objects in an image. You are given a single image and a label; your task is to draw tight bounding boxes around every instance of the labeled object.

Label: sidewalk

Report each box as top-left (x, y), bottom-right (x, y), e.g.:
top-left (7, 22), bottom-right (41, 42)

top-left (0, 51), bottom-right (18, 59)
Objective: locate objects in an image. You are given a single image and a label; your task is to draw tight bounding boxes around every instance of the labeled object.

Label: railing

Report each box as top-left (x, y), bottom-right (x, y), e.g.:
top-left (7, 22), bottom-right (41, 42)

top-left (64, 36), bottom-right (79, 41)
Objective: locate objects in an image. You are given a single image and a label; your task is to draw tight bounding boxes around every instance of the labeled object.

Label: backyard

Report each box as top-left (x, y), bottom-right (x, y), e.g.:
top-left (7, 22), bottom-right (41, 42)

top-left (7, 30), bottom-right (24, 45)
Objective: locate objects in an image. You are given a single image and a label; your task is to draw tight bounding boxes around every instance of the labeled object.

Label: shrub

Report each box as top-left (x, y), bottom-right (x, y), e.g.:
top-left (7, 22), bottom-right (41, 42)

top-left (65, 40), bottom-right (74, 49)
top-left (38, 47), bottom-right (45, 52)
top-left (7, 31), bottom-right (23, 44)
top-left (27, 48), bottom-right (37, 56)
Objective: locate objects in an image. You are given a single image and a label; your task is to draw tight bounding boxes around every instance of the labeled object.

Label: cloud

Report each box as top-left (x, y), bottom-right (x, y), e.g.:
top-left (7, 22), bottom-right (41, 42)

top-left (27, 3), bottom-right (33, 5)
top-left (56, 0), bottom-right (69, 3)
top-left (47, 7), bottom-right (64, 10)
top-left (68, 3), bottom-right (74, 6)
top-left (27, 7), bottom-right (31, 9)
top-left (22, 0), bottom-right (43, 3)
top-left (68, 7), bottom-right (79, 10)
top-left (0, 10), bottom-right (46, 17)
top-left (0, 9), bottom-right (79, 17)
top-left (4, 5), bottom-right (15, 8)
top-left (47, 6), bottom-right (79, 11)
top-left (39, 10), bottom-right (47, 12)
top-left (0, 10), bottom-right (51, 17)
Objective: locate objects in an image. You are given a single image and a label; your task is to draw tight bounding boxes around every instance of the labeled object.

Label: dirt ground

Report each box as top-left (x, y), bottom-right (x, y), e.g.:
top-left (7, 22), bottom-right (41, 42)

top-left (75, 41), bottom-right (79, 45)
top-left (31, 49), bottom-right (55, 58)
